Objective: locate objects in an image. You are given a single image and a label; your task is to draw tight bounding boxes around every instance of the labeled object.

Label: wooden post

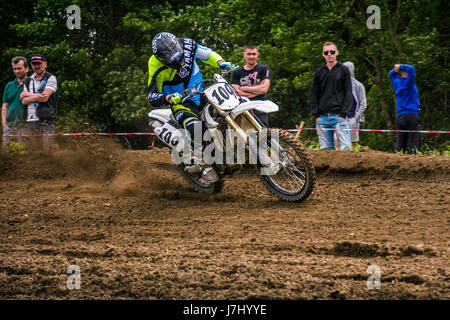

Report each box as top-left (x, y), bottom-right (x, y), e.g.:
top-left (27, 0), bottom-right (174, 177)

top-left (295, 121), bottom-right (305, 139)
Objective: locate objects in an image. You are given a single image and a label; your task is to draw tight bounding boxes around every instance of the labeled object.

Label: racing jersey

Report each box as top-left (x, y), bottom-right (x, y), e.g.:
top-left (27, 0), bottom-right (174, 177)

top-left (147, 38), bottom-right (224, 108)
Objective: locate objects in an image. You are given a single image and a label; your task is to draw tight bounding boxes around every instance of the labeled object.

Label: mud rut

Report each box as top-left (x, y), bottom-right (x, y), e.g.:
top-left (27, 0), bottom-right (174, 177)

top-left (0, 140), bottom-right (449, 300)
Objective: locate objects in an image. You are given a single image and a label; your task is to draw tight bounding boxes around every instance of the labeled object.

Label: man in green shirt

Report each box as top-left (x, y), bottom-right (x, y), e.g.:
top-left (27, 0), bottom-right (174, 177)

top-left (2, 56), bottom-right (29, 146)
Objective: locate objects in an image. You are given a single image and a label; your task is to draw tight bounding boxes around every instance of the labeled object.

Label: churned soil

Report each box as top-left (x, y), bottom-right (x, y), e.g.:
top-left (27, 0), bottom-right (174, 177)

top-left (0, 138), bottom-right (449, 300)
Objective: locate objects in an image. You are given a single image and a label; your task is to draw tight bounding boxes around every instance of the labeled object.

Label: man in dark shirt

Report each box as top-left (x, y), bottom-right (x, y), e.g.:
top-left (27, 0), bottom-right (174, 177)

top-left (231, 44), bottom-right (271, 126)
top-left (311, 42), bottom-right (353, 150)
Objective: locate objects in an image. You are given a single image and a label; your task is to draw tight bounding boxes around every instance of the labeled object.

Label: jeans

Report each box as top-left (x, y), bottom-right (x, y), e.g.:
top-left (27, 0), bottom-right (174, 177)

top-left (348, 117), bottom-right (360, 143)
top-left (2, 125), bottom-right (27, 148)
top-left (27, 120), bottom-right (56, 151)
top-left (395, 113), bottom-right (420, 154)
top-left (317, 115), bottom-right (352, 150)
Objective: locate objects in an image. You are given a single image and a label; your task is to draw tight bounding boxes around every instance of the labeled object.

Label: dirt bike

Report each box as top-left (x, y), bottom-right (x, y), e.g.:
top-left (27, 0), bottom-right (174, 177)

top-left (148, 68), bottom-right (316, 202)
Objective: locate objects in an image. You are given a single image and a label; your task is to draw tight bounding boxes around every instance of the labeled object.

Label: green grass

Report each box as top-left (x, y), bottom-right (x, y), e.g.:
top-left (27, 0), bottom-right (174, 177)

top-left (416, 144), bottom-right (450, 157)
top-left (3, 141), bottom-right (27, 154)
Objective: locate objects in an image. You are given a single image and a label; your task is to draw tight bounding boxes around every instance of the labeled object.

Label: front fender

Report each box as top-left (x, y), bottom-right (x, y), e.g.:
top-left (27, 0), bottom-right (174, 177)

top-left (230, 100), bottom-right (279, 119)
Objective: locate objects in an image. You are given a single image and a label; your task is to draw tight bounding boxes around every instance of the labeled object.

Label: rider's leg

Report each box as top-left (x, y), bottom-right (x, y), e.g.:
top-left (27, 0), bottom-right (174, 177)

top-left (171, 102), bottom-right (203, 151)
top-left (171, 102), bottom-right (219, 183)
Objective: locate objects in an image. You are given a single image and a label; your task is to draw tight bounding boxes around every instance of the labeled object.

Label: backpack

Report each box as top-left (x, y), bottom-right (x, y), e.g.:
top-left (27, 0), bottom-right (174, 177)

top-left (24, 71), bottom-right (58, 121)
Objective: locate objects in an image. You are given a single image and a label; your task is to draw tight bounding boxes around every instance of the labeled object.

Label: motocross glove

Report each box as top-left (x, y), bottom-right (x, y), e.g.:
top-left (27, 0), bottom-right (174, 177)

top-left (168, 93), bottom-right (182, 105)
top-left (218, 61), bottom-right (235, 71)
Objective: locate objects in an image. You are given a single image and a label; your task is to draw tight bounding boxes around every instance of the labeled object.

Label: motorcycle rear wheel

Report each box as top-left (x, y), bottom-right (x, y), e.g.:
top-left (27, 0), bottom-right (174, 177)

top-left (176, 163), bottom-right (224, 194)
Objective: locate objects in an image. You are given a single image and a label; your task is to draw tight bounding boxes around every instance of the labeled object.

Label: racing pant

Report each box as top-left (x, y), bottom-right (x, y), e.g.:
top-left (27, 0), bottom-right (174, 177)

top-left (171, 100), bottom-right (204, 150)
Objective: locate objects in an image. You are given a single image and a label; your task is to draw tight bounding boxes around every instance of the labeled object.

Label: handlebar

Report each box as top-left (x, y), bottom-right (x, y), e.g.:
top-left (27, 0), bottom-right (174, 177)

top-left (220, 66), bottom-right (235, 77)
top-left (181, 88), bottom-right (201, 103)
top-left (178, 63), bottom-right (238, 103)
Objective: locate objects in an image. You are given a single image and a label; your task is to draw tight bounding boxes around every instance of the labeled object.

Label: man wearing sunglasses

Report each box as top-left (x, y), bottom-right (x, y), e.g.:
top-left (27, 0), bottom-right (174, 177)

top-left (20, 54), bottom-right (58, 151)
top-left (311, 42), bottom-right (353, 150)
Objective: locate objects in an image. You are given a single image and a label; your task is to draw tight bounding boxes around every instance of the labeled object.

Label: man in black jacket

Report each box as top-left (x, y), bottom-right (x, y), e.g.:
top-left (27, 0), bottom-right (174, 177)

top-left (20, 54), bottom-right (58, 151)
top-left (311, 42), bottom-right (353, 150)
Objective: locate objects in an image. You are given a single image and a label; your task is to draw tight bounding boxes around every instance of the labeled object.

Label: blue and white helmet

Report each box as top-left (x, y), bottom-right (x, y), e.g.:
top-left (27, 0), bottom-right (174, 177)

top-left (152, 32), bottom-right (185, 70)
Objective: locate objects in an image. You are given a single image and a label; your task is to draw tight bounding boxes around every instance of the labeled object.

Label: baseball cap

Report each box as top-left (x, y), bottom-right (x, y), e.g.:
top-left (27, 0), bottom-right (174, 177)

top-left (30, 54), bottom-right (47, 63)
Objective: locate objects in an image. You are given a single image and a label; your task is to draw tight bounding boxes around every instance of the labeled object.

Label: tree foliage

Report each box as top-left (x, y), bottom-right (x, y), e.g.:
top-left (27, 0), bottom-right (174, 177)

top-left (1, 0), bottom-right (448, 150)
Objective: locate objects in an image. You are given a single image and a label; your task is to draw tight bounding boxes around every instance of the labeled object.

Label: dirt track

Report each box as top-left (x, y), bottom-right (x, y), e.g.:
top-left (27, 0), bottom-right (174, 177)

top-left (0, 139), bottom-right (449, 300)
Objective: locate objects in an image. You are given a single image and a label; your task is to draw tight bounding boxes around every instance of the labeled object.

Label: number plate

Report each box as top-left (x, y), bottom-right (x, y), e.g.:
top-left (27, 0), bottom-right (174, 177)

top-left (204, 82), bottom-right (240, 111)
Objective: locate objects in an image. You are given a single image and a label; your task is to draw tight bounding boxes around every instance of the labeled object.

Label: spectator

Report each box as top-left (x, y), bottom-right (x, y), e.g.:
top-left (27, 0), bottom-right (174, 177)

top-left (343, 61), bottom-right (367, 148)
top-left (231, 44), bottom-right (271, 126)
top-left (311, 42), bottom-right (353, 150)
top-left (2, 56), bottom-right (29, 148)
top-left (389, 64), bottom-right (421, 154)
top-left (20, 54), bottom-right (58, 151)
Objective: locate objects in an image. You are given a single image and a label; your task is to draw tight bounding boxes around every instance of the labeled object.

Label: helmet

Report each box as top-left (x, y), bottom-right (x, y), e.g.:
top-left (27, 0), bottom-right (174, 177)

top-left (152, 32), bottom-right (185, 69)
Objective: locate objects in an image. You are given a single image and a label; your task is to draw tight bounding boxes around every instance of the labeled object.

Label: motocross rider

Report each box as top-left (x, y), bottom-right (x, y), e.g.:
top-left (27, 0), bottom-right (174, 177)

top-left (148, 32), bottom-right (234, 183)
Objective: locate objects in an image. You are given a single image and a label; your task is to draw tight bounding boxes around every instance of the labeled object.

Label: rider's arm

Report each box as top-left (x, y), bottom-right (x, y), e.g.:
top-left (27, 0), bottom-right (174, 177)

top-left (148, 86), bottom-right (167, 107)
top-left (147, 56), bottom-right (171, 107)
top-left (195, 44), bottom-right (224, 67)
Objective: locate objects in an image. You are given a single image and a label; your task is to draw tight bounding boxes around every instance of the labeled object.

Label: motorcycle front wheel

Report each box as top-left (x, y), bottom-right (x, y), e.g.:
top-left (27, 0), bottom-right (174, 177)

top-left (256, 129), bottom-right (316, 202)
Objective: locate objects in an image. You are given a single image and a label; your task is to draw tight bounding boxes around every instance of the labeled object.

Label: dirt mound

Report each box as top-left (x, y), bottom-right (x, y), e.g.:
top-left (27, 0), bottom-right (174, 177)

top-left (310, 149), bottom-right (450, 178)
top-left (2, 145), bottom-right (448, 184)
top-left (0, 136), bottom-right (122, 182)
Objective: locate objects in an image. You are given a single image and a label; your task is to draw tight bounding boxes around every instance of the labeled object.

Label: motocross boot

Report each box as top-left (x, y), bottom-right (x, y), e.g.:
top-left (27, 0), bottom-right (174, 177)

top-left (200, 166), bottom-right (219, 183)
top-left (184, 155), bottom-right (203, 174)
top-left (185, 162), bottom-right (219, 184)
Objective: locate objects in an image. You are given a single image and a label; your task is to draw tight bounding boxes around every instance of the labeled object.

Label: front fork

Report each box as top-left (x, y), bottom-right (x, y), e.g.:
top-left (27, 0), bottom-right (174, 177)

top-left (211, 106), bottom-right (280, 173)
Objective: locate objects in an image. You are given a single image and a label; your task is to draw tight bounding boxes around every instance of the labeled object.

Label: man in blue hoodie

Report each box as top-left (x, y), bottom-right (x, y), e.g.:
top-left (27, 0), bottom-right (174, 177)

top-left (389, 64), bottom-right (421, 154)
